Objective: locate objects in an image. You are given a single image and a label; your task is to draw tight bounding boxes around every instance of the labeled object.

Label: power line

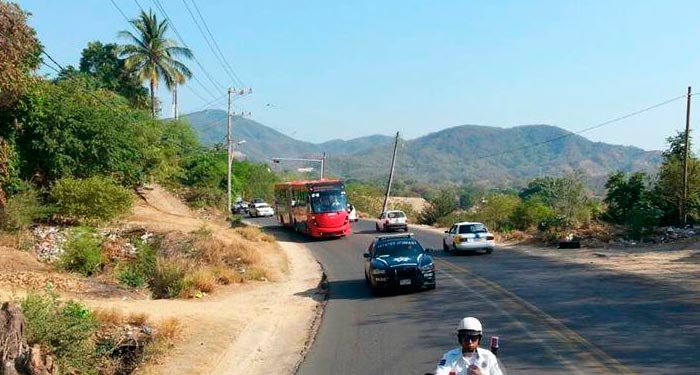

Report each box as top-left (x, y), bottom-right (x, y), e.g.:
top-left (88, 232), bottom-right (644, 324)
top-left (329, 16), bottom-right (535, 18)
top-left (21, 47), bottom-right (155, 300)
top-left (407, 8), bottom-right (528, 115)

top-left (109, 0), bottom-right (219, 103)
top-left (189, 0), bottom-right (246, 87)
top-left (187, 93), bottom-right (227, 113)
top-left (150, 0), bottom-right (226, 94)
top-left (180, 0), bottom-right (237, 88)
top-left (476, 93), bottom-right (692, 161)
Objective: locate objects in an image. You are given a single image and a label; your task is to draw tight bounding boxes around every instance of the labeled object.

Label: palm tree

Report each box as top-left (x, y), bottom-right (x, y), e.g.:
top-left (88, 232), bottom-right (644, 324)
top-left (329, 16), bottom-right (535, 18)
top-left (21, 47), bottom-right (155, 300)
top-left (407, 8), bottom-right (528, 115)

top-left (118, 9), bottom-right (193, 118)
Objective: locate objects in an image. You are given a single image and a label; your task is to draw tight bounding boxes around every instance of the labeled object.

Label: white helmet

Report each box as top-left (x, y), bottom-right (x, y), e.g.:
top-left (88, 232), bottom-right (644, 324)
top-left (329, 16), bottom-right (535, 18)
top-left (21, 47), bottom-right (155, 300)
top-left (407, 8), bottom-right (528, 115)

top-left (457, 317), bottom-right (482, 333)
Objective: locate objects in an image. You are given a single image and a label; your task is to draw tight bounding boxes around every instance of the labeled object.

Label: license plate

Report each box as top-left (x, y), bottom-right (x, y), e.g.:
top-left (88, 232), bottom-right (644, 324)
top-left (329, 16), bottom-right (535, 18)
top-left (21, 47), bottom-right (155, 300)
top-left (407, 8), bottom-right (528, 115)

top-left (399, 279), bottom-right (411, 286)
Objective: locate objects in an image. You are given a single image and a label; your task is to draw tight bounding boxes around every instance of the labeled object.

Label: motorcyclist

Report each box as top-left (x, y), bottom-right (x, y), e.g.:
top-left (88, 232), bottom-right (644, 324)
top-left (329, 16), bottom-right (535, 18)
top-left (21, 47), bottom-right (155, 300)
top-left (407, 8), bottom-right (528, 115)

top-left (433, 317), bottom-right (503, 375)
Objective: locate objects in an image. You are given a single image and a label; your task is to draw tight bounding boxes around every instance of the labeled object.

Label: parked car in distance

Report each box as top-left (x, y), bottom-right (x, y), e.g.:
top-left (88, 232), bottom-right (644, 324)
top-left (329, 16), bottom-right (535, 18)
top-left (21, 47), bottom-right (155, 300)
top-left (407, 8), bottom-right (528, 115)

top-left (232, 200), bottom-right (249, 214)
top-left (375, 210), bottom-right (408, 232)
top-left (347, 203), bottom-right (358, 222)
top-left (249, 202), bottom-right (274, 217)
top-left (442, 221), bottom-right (495, 254)
top-left (363, 233), bottom-right (435, 293)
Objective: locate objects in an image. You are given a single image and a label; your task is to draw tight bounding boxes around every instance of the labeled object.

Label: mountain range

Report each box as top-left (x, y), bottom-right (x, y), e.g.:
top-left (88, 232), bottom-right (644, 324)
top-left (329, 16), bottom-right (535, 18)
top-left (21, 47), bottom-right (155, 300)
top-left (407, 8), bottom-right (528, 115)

top-left (182, 109), bottom-right (662, 189)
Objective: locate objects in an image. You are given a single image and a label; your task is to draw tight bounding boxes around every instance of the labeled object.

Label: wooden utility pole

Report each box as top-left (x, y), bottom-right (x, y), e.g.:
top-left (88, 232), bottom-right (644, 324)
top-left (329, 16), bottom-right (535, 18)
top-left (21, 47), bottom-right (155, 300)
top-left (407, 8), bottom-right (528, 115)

top-left (226, 87), bottom-right (233, 213)
top-left (382, 132), bottom-right (400, 213)
top-left (682, 86), bottom-right (692, 225)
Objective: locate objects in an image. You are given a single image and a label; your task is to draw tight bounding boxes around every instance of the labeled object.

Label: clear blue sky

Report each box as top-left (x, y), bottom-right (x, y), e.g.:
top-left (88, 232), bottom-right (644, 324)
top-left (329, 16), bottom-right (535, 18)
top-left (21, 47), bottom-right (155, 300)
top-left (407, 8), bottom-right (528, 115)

top-left (17, 0), bottom-right (700, 151)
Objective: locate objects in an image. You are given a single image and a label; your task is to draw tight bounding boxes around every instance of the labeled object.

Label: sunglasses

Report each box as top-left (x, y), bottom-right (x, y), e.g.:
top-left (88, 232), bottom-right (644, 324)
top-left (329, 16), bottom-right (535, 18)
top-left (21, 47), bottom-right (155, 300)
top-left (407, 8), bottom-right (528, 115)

top-left (458, 334), bottom-right (481, 342)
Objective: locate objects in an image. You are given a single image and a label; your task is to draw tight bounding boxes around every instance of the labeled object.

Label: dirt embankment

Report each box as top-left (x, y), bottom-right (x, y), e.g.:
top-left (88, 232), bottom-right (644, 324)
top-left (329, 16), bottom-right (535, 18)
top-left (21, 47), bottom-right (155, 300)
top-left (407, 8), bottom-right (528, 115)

top-left (0, 185), bottom-right (324, 375)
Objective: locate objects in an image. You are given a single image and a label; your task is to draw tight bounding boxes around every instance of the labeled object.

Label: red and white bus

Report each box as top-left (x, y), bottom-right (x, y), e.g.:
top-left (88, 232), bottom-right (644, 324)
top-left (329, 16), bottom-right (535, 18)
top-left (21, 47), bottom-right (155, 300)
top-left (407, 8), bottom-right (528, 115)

top-left (274, 179), bottom-right (352, 238)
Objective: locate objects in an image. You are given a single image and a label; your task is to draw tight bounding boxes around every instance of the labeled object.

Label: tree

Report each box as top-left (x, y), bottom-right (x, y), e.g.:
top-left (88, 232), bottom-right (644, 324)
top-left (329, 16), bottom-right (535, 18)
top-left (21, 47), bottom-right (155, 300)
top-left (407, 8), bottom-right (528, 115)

top-left (10, 77), bottom-right (161, 187)
top-left (603, 171), bottom-right (648, 224)
top-left (0, 1), bottom-right (41, 206)
top-left (520, 172), bottom-right (593, 227)
top-left (653, 131), bottom-right (700, 225)
top-left (77, 41), bottom-right (149, 108)
top-left (418, 189), bottom-right (458, 225)
top-left (477, 193), bottom-right (520, 232)
top-left (0, 0), bottom-right (41, 110)
top-left (118, 9), bottom-right (193, 118)
top-left (511, 197), bottom-right (554, 231)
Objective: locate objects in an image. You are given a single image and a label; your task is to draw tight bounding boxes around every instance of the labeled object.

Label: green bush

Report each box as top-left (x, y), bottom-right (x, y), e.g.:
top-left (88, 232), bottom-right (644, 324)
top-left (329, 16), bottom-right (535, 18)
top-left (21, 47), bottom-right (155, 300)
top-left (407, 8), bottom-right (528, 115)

top-left (511, 198), bottom-right (555, 231)
top-left (346, 182), bottom-right (383, 217)
top-left (21, 292), bottom-right (99, 375)
top-left (0, 188), bottom-right (50, 231)
top-left (150, 257), bottom-right (187, 299)
top-left (435, 211), bottom-right (475, 229)
top-left (418, 190), bottom-right (458, 225)
top-left (118, 265), bottom-right (148, 287)
top-left (49, 176), bottom-right (133, 225)
top-left (59, 226), bottom-right (103, 276)
top-left (118, 240), bottom-right (156, 288)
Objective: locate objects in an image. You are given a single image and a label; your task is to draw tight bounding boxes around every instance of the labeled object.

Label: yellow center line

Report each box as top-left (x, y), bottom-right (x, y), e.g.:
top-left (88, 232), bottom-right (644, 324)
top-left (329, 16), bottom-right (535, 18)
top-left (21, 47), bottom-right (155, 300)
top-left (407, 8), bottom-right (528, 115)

top-left (435, 258), bottom-right (638, 375)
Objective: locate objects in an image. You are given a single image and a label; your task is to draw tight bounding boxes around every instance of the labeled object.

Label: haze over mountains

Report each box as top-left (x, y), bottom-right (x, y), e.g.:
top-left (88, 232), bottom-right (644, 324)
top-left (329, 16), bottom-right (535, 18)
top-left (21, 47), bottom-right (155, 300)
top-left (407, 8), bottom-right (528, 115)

top-left (182, 109), bottom-right (662, 189)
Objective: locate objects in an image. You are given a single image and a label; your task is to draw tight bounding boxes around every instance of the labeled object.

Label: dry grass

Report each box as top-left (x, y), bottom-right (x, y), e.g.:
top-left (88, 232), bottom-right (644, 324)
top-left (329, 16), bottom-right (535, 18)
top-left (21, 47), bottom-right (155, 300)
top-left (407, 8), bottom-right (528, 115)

top-left (127, 312), bottom-right (149, 326)
top-left (93, 307), bottom-right (125, 326)
top-left (232, 226), bottom-right (275, 242)
top-left (155, 317), bottom-right (183, 343)
top-left (185, 269), bottom-right (216, 293)
top-left (0, 230), bottom-right (33, 251)
top-left (241, 267), bottom-right (267, 282)
top-left (192, 234), bottom-right (262, 269)
top-left (210, 265), bottom-right (242, 285)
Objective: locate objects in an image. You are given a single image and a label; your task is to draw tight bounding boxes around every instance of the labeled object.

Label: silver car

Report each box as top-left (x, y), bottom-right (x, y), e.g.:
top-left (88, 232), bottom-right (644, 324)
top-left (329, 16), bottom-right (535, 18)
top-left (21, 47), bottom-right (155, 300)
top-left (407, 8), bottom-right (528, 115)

top-left (442, 221), bottom-right (495, 254)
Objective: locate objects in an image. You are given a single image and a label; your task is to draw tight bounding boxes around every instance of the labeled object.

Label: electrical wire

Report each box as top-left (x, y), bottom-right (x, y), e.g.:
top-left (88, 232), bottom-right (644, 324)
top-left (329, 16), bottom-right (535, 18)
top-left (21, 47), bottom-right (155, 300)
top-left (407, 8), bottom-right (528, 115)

top-left (109, 0), bottom-right (219, 103)
top-left (181, 0), bottom-right (239, 88)
top-left (475, 93), bottom-right (692, 161)
top-left (150, 0), bottom-right (226, 94)
top-left (189, 0), bottom-right (246, 87)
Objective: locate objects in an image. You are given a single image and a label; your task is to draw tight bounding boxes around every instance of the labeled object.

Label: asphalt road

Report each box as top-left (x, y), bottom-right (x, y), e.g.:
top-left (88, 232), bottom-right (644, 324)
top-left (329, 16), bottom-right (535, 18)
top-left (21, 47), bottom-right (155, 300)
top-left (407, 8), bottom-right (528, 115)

top-left (251, 217), bottom-right (700, 375)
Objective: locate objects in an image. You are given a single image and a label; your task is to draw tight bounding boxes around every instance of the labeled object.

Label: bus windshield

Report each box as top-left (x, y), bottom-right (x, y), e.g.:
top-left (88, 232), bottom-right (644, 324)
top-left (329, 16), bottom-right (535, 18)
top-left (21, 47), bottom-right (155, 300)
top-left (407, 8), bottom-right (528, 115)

top-left (310, 191), bottom-right (347, 213)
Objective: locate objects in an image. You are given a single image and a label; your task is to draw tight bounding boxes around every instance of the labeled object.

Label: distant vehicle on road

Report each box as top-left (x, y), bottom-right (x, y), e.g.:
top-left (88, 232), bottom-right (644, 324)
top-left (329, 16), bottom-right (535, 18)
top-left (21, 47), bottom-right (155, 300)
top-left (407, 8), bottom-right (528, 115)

top-left (442, 221), bottom-right (495, 254)
top-left (375, 210), bottom-right (408, 232)
top-left (363, 233), bottom-right (435, 293)
top-left (248, 197), bottom-right (266, 209)
top-left (232, 200), bottom-right (249, 214)
top-left (249, 202), bottom-right (274, 217)
top-left (274, 179), bottom-right (352, 238)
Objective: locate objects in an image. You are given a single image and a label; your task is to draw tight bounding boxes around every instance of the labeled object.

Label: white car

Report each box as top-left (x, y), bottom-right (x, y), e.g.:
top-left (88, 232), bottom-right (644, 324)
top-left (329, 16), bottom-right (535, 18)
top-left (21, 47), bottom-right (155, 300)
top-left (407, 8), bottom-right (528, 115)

top-left (442, 221), bottom-right (495, 254)
top-left (375, 210), bottom-right (408, 232)
top-left (249, 202), bottom-right (274, 217)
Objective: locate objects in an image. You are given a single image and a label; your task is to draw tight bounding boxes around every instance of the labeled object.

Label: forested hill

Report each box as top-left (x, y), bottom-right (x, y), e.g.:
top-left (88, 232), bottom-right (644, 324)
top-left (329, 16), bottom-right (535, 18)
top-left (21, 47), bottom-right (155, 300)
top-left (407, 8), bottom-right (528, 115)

top-left (183, 110), bottom-right (662, 188)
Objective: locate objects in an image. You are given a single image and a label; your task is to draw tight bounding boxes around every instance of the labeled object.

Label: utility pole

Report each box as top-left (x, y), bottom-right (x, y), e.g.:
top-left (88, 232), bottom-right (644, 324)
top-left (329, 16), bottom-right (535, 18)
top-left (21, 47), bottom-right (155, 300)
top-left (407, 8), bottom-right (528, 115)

top-left (382, 132), bottom-right (400, 213)
top-left (172, 85), bottom-right (178, 120)
top-left (321, 152), bottom-right (325, 179)
top-left (227, 87), bottom-right (233, 213)
top-left (682, 86), bottom-right (692, 225)
top-left (226, 88), bottom-right (253, 214)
